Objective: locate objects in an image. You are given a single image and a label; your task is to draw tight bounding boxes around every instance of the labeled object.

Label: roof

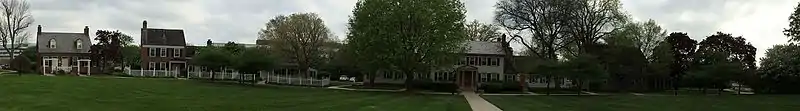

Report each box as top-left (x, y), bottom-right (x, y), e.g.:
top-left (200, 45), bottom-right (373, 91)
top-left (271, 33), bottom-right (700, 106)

top-left (142, 28), bottom-right (186, 46)
top-left (37, 32), bottom-right (91, 53)
top-left (465, 41), bottom-right (504, 55)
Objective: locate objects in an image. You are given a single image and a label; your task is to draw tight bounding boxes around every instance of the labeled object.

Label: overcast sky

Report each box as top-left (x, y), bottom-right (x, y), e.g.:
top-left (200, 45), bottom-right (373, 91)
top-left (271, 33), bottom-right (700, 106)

top-left (30, 0), bottom-right (798, 59)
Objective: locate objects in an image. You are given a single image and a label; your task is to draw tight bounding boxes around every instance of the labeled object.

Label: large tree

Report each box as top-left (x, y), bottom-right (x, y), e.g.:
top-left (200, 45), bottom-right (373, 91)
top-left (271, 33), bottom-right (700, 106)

top-left (561, 0), bottom-right (626, 55)
top-left (665, 32), bottom-right (697, 95)
top-left (347, 0), bottom-right (468, 89)
top-left (495, 0), bottom-right (571, 60)
top-left (696, 32), bottom-right (757, 71)
top-left (258, 13), bottom-right (333, 76)
top-left (90, 30), bottom-right (127, 73)
top-left (606, 19), bottom-right (667, 58)
top-left (784, 2), bottom-right (800, 42)
top-left (0, 0), bottom-right (32, 74)
top-left (465, 20), bottom-right (500, 41)
top-left (758, 43), bottom-right (800, 93)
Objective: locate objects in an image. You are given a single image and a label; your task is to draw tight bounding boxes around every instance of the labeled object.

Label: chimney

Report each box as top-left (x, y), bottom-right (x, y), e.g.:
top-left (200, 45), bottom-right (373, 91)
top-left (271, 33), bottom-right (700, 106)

top-left (83, 26), bottom-right (89, 36)
top-left (142, 20), bottom-right (148, 29)
top-left (37, 25), bottom-right (41, 34)
top-left (142, 20), bottom-right (148, 44)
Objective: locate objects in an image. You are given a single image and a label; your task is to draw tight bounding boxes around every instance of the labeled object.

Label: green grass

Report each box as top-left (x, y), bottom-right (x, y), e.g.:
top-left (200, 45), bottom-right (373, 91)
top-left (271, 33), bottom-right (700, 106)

top-left (484, 95), bottom-right (800, 111)
top-left (0, 75), bottom-right (470, 111)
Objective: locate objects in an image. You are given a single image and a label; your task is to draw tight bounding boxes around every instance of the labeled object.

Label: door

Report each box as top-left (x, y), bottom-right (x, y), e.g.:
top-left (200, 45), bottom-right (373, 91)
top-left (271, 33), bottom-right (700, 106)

top-left (459, 71), bottom-right (476, 91)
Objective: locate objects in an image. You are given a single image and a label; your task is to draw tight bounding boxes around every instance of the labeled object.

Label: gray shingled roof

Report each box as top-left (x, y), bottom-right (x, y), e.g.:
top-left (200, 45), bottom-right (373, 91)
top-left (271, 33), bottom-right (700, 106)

top-left (37, 32), bottom-right (91, 53)
top-left (142, 28), bottom-right (186, 46)
top-left (465, 41), bottom-right (504, 55)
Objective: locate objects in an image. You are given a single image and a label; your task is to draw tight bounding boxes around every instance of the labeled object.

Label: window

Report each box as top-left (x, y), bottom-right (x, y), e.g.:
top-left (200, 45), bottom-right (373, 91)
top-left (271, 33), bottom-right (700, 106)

top-left (160, 62), bottom-right (167, 70)
top-left (160, 48), bottom-right (167, 57)
top-left (148, 62), bottom-right (155, 70)
top-left (480, 57), bottom-right (488, 66)
top-left (488, 57), bottom-right (497, 66)
top-left (468, 57), bottom-right (475, 65)
top-left (149, 48), bottom-right (156, 57)
top-left (75, 39), bottom-right (83, 49)
top-left (48, 39), bottom-right (57, 49)
top-left (173, 48), bottom-right (181, 57)
top-left (71, 56), bottom-right (78, 66)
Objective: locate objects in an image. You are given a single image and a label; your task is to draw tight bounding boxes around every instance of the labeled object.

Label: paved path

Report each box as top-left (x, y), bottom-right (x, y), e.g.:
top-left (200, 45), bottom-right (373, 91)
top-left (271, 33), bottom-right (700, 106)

top-left (462, 91), bottom-right (503, 111)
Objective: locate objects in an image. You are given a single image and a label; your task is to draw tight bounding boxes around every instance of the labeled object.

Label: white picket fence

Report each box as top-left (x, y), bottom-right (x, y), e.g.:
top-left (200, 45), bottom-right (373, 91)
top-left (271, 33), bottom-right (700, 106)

top-left (127, 70), bottom-right (178, 78)
top-left (262, 74), bottom-right (330, 87)
top-left (124, 69), bottom-right (330, 87)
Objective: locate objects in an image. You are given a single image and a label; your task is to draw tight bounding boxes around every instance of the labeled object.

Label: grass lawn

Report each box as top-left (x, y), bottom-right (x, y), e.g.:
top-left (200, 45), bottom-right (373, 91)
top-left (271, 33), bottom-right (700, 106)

top-left (484, 95), bottom-right (800, 111)
top-left (0, 75), bottom-right (470, 111)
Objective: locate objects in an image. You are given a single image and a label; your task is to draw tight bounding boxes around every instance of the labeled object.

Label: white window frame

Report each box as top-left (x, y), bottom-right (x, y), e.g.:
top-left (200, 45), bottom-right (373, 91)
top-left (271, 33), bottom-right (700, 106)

top-left (160, 62), bottom-right (166, 70)
top-left (75, 39), bottom-right (83, 49)
top-left (149, 48), bottom-right (156, 57)
top-left (48, 39), bottom-right (57, 49)
top-left (173, 48), bottom-right (181, 57)
top-left (148, 62), bottom-right (155, 70)
top-left (160, 48), bottom-right (167, 57)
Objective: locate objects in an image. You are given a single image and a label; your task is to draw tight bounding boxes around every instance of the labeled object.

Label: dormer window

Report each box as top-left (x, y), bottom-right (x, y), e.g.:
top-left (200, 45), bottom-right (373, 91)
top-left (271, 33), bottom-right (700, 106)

top-left (75, 39), bottom-right (83, 49)
top-left (48, 39), bottom-right (56, 49)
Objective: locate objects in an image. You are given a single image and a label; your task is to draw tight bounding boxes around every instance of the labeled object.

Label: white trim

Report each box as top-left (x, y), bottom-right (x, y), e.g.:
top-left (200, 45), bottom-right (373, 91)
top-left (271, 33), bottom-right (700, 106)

top-left (160, 48), bottom-right (167, 57)
top-left (142, 45), bottom-right (185, 49)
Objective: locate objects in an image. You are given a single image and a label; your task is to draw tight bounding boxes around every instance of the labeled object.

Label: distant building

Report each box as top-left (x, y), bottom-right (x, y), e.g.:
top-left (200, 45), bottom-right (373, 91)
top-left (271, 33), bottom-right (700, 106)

top-left (0, 43), bottom-right (31, 65)
top-left (36, 25), bottom-right (93, 75)
top-left (209, 42), bottom-right (258, 48)
top-left (139, 20), bottom-right (188, 77)
top-left (365, 41), bottom-right (508, 91)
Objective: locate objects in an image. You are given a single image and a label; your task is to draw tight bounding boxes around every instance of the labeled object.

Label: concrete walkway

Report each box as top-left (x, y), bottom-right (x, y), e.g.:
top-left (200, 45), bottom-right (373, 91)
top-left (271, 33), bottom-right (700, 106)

top-left (462, 91), bottom-right (503, 111)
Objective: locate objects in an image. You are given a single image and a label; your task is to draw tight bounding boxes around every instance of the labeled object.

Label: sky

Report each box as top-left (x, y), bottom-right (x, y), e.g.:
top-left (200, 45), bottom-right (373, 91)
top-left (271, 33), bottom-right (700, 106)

top-left (29, 0), bottom-right (798, 59)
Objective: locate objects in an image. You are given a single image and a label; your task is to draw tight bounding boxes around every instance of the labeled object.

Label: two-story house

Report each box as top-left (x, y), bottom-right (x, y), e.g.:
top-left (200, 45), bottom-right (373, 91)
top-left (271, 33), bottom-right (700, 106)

top-left (36, 25), bottom-right (93, 75)
top-left (366, 41), bottom-right (508, 91)
top-left (139, 20), bottom-right (188, 77)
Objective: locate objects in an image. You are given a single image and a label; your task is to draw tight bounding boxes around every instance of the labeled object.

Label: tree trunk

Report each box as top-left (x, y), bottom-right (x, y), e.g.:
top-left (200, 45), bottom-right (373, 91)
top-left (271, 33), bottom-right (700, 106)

top-left (546, 75), bottom-right (551, 95)
top-left (404, 71), bottom-right (415, 92)
top-left (368, 71), bottom-right (376, 87)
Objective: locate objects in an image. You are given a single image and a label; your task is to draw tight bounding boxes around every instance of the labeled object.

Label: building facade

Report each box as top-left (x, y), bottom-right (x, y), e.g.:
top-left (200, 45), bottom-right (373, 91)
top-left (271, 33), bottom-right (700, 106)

top-left (36, 25), bottom-right (93, 75)
top-left (366, 41), bottom-right (510, 90)
top-left (139, 20), bottom-right (189, 77)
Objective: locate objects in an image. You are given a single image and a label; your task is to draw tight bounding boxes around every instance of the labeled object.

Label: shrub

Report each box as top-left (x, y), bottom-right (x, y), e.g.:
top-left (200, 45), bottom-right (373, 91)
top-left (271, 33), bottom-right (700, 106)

top-left (10, 56), bottom-right (33, 73)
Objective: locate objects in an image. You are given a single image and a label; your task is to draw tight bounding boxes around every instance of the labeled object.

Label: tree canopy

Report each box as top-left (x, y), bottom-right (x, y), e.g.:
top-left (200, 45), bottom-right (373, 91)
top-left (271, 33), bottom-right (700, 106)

top-left (347, 0), bottom-right (468, 89)
top-left (258, 13), bottom-right (334, 76)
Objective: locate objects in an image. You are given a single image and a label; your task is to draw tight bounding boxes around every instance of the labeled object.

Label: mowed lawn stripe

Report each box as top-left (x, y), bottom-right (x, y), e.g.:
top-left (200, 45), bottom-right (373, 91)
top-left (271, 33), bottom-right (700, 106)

top-left (484, 95), bottom-right (800, 111)
top-left (0, 75), bottom-right (474, 111)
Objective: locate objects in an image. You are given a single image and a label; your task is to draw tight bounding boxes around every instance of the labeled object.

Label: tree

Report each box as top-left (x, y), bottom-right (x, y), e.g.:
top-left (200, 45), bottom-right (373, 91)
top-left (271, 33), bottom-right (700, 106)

top-left (121, 45), bottom-right (140, 68)
top-left (606, 19), bottom-right (667, 58)
top-left (0, 0), bottom-right (32, 75)
top-left (90, 30), bottom-right (127, 73)
top-left (561, 0), bottom-right (626, 55)
top-left (347, 0), bottom-right (468, 90)
top-left (562, 54), bottom-right (607, 95)
top-left (757, 44), bottom-right (800, 93)
top-left (223, 41), bottom-right (245, 53)
top-left (232, 47), bottom-right (276, 84)
top-left (258, 13), bottom-right (333, 77)
top-left (784, 2), bottom-right (800, 42)
top-left (191, 47), bottom-right (232, 80)
top-left (696, 32), bottom-right (757, 71)
top-left (465, 20), bottom-right (500, 41)
top-left (495, 0), bottom-right (571, 60)
top-left (665, 32), bottom-right (697, 95)
top-left (687, 50), bottom-right (742, 95)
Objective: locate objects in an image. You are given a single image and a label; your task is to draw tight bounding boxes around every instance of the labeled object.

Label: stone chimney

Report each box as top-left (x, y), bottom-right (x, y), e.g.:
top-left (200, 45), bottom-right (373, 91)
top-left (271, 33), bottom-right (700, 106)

top-left (83, 26), bottom-right (89, 36)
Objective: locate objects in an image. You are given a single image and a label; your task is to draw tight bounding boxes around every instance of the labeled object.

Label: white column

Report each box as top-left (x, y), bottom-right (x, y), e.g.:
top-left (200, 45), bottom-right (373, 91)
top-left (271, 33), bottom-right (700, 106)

top-left (87, 61), bottom-right (91, 76)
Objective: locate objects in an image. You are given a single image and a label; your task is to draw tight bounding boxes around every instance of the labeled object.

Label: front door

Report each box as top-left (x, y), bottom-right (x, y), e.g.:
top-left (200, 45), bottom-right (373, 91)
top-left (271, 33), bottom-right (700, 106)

top-left (459, 71), bottom-right (476, 91)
